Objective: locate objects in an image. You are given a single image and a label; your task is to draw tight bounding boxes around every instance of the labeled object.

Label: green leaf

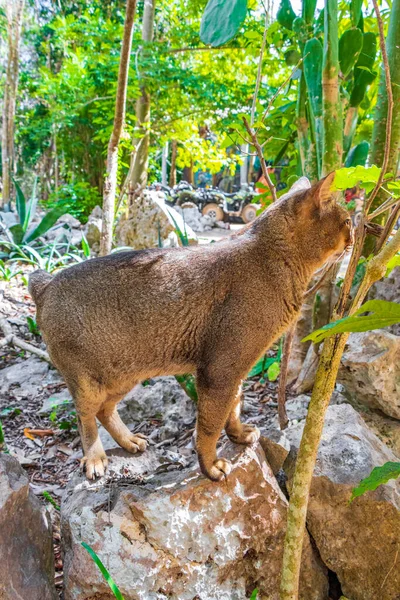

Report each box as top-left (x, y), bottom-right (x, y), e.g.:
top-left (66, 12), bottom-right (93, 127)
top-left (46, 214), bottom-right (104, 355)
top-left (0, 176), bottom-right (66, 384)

top-left (333, 165), bottom-right (381, 190)
top-left (350, 0), bottom-right (363, 27)
top-left (14, 180), bottom-right (26, 230)
top-left (9, 224), bottom-right (25, 245)
top-left (302, 0), bottom-right (317, 24)
top-left (339, 29), bottom-right (363, 78)
top-left (277, 0), bottom-right (296, 30)
top-left (303, 38), bottom-right (323, 118)
top-left (250, 590), bottom-right (259, 600)
top-left (81, 233), bottom-right (91, 258)
top-left (350, 32), bottom-right (377, 107)
top-left (302, 300), bottom-right (400, 344)
top-left (386, 255), bottom-right (400, 277)
top-left (82, 542), bottom-right (125, 600)
top-left (267, 361), bottom-right (280, 382)
top-left (0, 420), bottom-right (4, 449)
top-left (248, 355), bottom-right (277, 378)
top-left (175, 374), bottom-right (198, 403)
top-left (351, 462), bottom-right (400, 501)
top-left (25, 205), bottom-right (68, 244)
top-left (200, 0), bottom-right (248, 47)
top-left (345, 141), bottom-right (369, 168)
top-left (23, 178), bottom-right (38, 232)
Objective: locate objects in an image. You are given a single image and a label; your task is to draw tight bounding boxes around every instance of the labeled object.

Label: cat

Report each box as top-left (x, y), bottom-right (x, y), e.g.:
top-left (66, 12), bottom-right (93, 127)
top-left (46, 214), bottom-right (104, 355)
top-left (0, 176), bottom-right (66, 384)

top-left (29, 172), bottom-right (353, 481)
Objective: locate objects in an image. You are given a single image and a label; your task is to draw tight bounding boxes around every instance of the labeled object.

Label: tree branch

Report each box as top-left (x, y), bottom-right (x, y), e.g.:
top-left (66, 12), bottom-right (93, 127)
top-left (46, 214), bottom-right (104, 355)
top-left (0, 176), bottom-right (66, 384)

top-left (242, 117), bottom-right (277, 202)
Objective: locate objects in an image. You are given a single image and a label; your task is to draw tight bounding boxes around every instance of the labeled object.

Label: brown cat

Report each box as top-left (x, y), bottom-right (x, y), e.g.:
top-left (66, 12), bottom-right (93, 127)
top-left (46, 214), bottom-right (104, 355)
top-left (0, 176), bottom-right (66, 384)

top-left (29, 173), bottom-right (353, 481)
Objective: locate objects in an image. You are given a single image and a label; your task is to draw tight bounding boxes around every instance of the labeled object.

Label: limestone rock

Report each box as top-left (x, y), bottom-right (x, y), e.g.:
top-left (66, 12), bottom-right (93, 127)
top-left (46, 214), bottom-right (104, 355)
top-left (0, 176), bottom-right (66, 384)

top-left (369, 266), bottom-right (400, 335)
top-left (284, 404), bottom-right (400, 600)
top-left (84, 205), bottom-right (103, 251)
top-left (0, 357), bottom-right (50, 400)
top-left (119, 376), bottom-right (196, 440)
top-left (338, 330), bottom-right (400, 419)
top-left (0, 454), bottom-right (57, 600)
top-left (61, 444), bottom-right (328, 600)
top-left (174, 205), bottom-right (214, 233)
top-left (115, 191), bottom-right (174, 249)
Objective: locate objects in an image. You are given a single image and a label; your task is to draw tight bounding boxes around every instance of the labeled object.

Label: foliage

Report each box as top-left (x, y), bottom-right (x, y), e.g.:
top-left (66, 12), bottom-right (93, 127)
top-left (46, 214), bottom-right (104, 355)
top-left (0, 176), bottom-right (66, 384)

top-left (174, 375), bottom-right (198, 403)
top-left (42, 491), bottom-right (60, 511)
top-left (8, 180), bottom-right (67, 246)
top-left (0, 421), bottom-right (4, 451)
top-left (45, 182), bottom-right (102, 223)
top-left (200, 0), bottom-right (248, 47)
top-left (82, 542), bottom-right (125, 600)
top-left (1, 240), bottom-right (83, 273)
top-left (351, 462), bottom-right (400, 501)
top-left (0, 260), bottom-right (21, 281)
top-left (26, 316), bottom-right (40, 336)
top-left (302, 300), bottom-right (400, 344)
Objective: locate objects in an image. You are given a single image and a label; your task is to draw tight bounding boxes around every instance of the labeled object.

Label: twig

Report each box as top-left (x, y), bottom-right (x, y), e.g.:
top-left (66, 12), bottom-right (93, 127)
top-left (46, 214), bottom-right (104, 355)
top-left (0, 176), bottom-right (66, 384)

top-left (365, 0), bottom-right (394, 214)
top-left (277, 325), bottom-right (295, 430)
top-left (242, 117), bottom-right (277, 202)
top-left (0, 318), bottom-right (52, 363)
top-left (250, 13), bottom-right (268, 126)
top-left (381, 544), bottom-right (399, 590)
top-left (303, 261), bottom-right (337, 299)
top-left (376, 203), bottom-right (400, 252)
top-left (368, 195), bottom-right (400, 221)
top-left (256, 56), bottom-right (306, 136)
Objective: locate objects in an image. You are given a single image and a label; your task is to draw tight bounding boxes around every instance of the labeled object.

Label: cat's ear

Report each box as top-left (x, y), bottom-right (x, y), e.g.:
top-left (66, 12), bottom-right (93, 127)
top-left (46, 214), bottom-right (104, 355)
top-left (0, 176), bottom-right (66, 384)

top-left (315, 172), bottom-right (339, 208)
top-left (289, 176), bottom-right (311, 195)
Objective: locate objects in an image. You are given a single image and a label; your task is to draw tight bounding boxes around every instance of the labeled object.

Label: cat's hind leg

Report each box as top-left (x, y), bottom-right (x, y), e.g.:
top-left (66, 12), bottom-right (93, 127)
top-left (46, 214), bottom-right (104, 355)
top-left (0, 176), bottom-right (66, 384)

top-left (225, 386), bottom-right (260, 445)
top-left (97, 392), bottom-right (147, 455)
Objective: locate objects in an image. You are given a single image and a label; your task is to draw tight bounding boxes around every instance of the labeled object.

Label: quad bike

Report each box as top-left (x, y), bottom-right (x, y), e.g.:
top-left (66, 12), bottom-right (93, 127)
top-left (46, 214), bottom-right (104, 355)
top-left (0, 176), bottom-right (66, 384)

top-left (176, 184), bottom-right (259, 224)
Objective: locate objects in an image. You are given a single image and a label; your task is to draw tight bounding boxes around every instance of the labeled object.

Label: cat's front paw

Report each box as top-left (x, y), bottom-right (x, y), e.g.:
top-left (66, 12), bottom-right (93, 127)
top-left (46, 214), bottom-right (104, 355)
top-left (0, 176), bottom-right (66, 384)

top-left (81, 454), bottom-right (108, 480)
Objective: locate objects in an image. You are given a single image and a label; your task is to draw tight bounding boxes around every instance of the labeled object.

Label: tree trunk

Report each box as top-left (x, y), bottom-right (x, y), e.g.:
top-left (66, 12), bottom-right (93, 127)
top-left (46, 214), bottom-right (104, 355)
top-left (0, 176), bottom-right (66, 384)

top-left (169, 140), bottom-right (177, 187)
top-left (100, 0), bottom-right (137, 256)
top-left (1, 0), bottom-right (24, 209)
top-left (129, 0), bottom-right (156, 192)
top-left (280, 227), bottom-right (400, 599)
top-left (321, 0), bottom-right (342, 175)
top-left (364, 0), bottom-right (400, 252)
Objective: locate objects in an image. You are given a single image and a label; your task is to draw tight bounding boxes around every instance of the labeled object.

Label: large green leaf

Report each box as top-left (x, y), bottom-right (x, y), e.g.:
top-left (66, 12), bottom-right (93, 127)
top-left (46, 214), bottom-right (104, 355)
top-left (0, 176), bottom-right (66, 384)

top-left (24, 205), bottom-right (68, 244)
top-left (345, 141), bottom-right (369, 168)
top-left (200, 0), bottom-right (248, 47)
top-left (303, 38), bottom-right (323, 118)
top-left (302, 300), bottom-right (400, 344)
top-left (277, 0), bottom-right (296, 30)
top-left (302, 0), bottom-right (317, 24)
top-left (351, 462), bottom-right (400, 501)
top-left (9, 224), bottom-right (25, 245)
top-left (350, 32), bottom-right (377, 107)
top-left (339, 29), bottom-right (363, 78)
top-left (82, 542), bottom-right (125, 599)
top-left (14, 180), bottom-right (26, 231)
top-left (23, 177), bottom-right (38, 232)
top-left (350, 0), bottom-right (363, 27)
top-left (333, 165), bottom-right (381, 191)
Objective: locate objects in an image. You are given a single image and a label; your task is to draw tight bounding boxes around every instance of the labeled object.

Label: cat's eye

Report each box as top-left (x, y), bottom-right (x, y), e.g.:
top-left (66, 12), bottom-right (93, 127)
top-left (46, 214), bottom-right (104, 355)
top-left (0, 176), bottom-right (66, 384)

top-left (345, 218), bottom-right (352, 227)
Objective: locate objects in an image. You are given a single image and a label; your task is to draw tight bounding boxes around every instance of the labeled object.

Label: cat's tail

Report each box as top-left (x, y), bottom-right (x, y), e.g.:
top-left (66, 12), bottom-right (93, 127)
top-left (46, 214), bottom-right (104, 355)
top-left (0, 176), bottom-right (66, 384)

top-left (28, 270), bottom-right (53, 305)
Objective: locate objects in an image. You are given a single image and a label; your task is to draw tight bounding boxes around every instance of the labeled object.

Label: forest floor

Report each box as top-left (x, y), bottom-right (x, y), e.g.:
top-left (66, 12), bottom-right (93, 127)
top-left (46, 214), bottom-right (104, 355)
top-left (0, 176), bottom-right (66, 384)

top-left (0, 265), bottom-right (286, 595)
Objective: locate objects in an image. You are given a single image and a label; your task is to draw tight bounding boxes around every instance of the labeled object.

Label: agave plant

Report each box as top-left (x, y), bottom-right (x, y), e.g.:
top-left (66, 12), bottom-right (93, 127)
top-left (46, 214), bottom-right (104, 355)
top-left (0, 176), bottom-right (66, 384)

top-left (7, 179), bottom-right (68, 246)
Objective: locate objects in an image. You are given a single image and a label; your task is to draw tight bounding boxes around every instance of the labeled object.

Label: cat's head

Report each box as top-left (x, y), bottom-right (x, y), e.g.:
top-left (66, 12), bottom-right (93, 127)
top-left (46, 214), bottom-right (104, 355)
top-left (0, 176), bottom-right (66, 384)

top-left (282, 173), bottom-right (354, 266)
